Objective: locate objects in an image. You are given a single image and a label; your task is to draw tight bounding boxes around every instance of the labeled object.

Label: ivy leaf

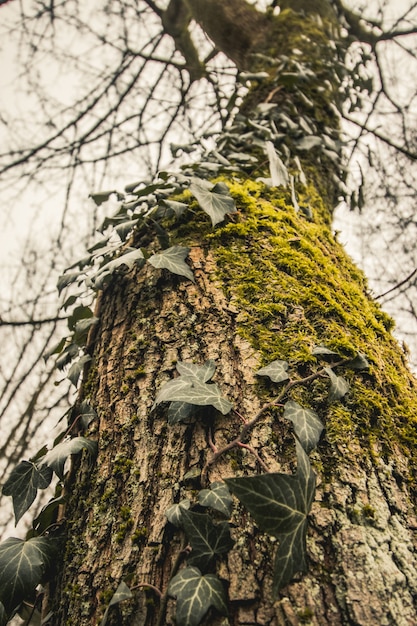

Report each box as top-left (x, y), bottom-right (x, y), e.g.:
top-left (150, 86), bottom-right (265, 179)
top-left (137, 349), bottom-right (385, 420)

top-left (312, 345), bottom-right (340, 360)
top-left (148, 246), bottom-right (194, 282)
top-left (197, 482), bottom-right (233, 518)
top-left (347, 352), bottom-right (370, 370)
top-left (100, 581), bottom-right (132, 626)
top-left (2, 461), bottom-right (53, 524)
top-left (155, 376), bottom-right (232, 415)
top-left (176, 360), bottom-right (216, 383)
top-left (0, 537), bottom-right (55, 614)
top-left (40, 437), bottom-right (97, 480)
top-left (167, 402), bottom-right (195, 424)
top-left (283, 400), bottom-right (323, 453)
top-left (57, 272), bottom-right (82, 294)
top-left (32, 496), bottom-right (65, 534)
top-left (90, 190), bottom-right (120, 206)
top-left (73, 317), bottom-right (99, 347)
top-left (90, 247), bottom-right (145, 289)
top-left (168, 566), bottom-right (228, 626)
top-left (166, 499), bottom-right (191, 527)
top-left (181, 510), bottom-right (233, 569)
top-left (189, 178), bottom-right (237, 226)
top-left (67, 354), bottom-right (91, 387)
top-left (160, 199), bottom-right (188, 218)
top-left (225, 440), bottom-right (315, 595)
top-left (265, 141), bottom-right (289, 187)
top-left (256, 359), bottom-right (289, 383)
top-left (77, 400), bottom-right (97, 429)
top-left (324, 367), bottom-right (350, 402)
top-left (0, 601), bottom-right (6, 626)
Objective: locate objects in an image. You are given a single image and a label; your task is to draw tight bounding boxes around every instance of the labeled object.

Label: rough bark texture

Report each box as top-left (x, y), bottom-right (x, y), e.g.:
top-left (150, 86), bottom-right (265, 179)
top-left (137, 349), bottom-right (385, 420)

top-left (48, 2), bottom-right (417, 625)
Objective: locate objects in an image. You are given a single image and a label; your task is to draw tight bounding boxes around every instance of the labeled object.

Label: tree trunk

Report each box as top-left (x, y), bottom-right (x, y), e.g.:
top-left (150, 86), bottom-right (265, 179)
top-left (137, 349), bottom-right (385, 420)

top-left (49, 2), bottom-right (417, 625)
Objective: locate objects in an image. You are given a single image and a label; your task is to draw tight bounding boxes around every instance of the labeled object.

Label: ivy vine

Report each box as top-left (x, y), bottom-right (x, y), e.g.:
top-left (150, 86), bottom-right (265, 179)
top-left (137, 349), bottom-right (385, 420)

top-left (0, 41), bottom-right (367, 625)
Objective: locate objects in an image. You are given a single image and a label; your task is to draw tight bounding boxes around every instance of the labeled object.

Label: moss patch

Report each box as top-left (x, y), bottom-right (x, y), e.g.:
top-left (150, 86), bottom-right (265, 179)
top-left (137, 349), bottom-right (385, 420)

top-left (189, 176), bottom-right (417, 483)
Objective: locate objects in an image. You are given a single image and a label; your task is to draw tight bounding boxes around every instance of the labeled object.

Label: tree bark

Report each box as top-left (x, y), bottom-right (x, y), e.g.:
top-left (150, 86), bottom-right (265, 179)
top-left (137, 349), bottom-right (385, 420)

top-left (49, 2), bottom-right (417, 625)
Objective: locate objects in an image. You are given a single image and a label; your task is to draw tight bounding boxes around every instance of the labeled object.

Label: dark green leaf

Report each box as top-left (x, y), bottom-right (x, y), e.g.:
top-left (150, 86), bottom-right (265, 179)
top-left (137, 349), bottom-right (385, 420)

top-left (0, 537), bottom-right (55, 614)
top-left (189, 178), bottom-right (237, 226)
top-left (67, 305), bottom-right (93, 331)
top-left (0, 601), bottom-right (7, 626)
top-left (90, 248), bottom-right (145, 289)
top-left (312, 345), bottom-right (340, 360)
top-left (176, 360), bottom-right (216, 383)
top-left (155, 376), bottom-right (232, 415)
top-left (77, 400), bottom-right (97, 429)
top-left (181, 510), bottom-right (233, 569)
top-left (283, 400), bottom-right (323, 453)
top-left (67, 354), bottom-right (91, 387)
top-left (168, 567), bottom-right (227, 626)
top-left (324, 367), bottom-right (350, 402)
top-left (161, 199), bottom-right (188, 217)
top-left (56, 342), bottom-right (79, 370)
top-left (100, 581), bottom-right (132, 626)
top-left (198, 482), bottom-right (233, 518)
top-left (272, 518), bottom-right (307, 595)
top-left (256, 359), bottom-right (289, 383)
top-left (166, 499), bottom-right (191, 526)
top-left (57, 272), bottom-right (82, 294)
top-left (148, 246), bottom-right (194, 282)
top-left (32, 496), bottom-right (65, 534)
top-left (3, 462), bottom-right (53, 524)
top-left (41, 437), bottom-right (97, 480)
top-left (347, 352), bottom-right (370, 370)
top-left (73, 317), bottom-right (99, 347)
top-left (115, 219), bottom-right (139, 241)
top-left (90, 190), bottom-right (120, 206)
top-left (225, 440), bottom-right (315, 595)
top-left (43, 337), bottom-right (67, 360)
top-left (167, 402), bottom-right (195, 424)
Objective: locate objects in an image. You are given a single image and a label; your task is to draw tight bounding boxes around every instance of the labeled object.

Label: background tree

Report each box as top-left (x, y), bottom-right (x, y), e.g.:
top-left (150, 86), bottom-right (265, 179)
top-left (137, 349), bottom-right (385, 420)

top-left (1, 1), bottom-right (417, 625)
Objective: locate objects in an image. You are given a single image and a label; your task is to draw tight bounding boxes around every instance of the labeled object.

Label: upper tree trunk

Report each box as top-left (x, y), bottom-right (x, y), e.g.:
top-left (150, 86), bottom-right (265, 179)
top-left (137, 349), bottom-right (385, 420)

top-left (49, 2), bottom-right (417, 625)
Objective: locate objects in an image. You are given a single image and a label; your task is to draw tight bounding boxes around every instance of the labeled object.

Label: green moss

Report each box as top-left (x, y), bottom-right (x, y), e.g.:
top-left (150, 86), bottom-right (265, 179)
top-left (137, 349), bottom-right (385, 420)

top-left (297, 607), bottom-right (314, 623)
top-left (114, 456), bottom-right (134, 475)
top-left (188, 175), bottom-right (417, 481)
top-left (132, 527), bottom-right (148, 544)
top-left (362, 504), bottom-right (376, 519)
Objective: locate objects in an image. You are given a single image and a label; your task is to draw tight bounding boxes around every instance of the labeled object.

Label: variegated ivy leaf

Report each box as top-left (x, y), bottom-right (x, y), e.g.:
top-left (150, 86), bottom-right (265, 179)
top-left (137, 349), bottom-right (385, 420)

top-left (2, 461), bottom-right (53, 524)
top-left (166, 499), bottom-right (191, 527)
top-left (256, 359), bottom-right (289, 383)
top-left (168, 567), bottom-right (228, 626)
top-left (167, 401), bottom-right (196, 424)
top-left (198, 482), bottom-right (233, 518)
top-left (324, 367), bottom-right (350, 402)
top-left (176, 360), bottom-right (216, 383)
top-left (266, 141), bottom-right (289, 187)
top-left (225, 440), bottom-right (315, 595)
top-left (283, 400), bottom-right (323, 453)
top-left (40, 437), bottom-right (97, 480)
top-left (155, 362), bottom-right (232, 415)
top-left (0, 537), bottom-right (56, 615)
top-left (148, 246), bottom-right (194, 282)
top-left (189, 178), bottom-right (237, 226)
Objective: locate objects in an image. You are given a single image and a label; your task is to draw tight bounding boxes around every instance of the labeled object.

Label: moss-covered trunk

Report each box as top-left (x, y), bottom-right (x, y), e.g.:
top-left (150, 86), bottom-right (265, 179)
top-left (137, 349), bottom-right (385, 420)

top-left (49, 2), bottom-right (417, 625)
